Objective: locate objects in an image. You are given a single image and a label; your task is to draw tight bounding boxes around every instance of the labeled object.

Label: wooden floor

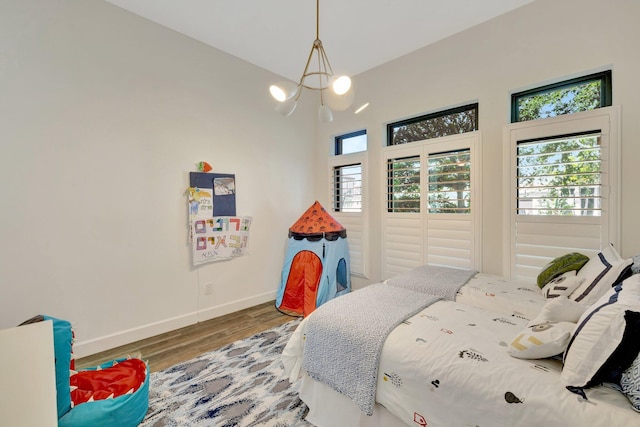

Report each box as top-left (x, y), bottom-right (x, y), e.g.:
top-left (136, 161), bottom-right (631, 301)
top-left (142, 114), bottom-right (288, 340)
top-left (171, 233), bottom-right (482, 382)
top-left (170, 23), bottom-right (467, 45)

top-left (76, 301), bottom-right (295, 373)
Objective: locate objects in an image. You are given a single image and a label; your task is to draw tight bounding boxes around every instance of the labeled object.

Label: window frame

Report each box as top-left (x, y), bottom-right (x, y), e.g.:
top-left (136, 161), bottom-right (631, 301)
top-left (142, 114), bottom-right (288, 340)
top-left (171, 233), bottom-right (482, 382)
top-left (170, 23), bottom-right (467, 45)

top-left (503, 106), bottom-right (621, 280)
top-left (515, 131), bottom-right (602, 217)
top-left (381, 132), bottom-right (483, 276)
top-left (427, 148), bottom-right (472, 214)
top-left (329, 141), bottom-right (368, 278)
top-left (386, 155), bottom-right (421, 213)
top-left (511, 70), bottom-right (612, 123)
top-left (335, 129), bottom-right (367, 155)
top-left (332, 162), bottom-right (363, 213)
top-left (386, 103), bottom-right (479, 146)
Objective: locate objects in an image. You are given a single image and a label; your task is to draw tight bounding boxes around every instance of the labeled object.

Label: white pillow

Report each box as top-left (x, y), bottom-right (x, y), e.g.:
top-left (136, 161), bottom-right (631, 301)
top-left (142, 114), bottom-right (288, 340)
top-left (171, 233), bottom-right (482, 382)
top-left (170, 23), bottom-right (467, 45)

top-left (569, 244), bottom-right (632, 307)
top-left (562, 275), bottom-right (640, 389)
top-left (508, 321), bottom-right (575, 359)
top-left (527, 296), bottom-right (586, 327)
top-left (541, 271), bottom-right (581, 300)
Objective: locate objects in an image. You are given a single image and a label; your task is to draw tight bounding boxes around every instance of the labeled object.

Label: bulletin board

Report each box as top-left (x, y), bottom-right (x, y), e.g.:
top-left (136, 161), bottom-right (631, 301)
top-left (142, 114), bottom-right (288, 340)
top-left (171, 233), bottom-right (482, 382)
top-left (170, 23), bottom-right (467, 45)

top-left (189, 172), bottom-right (236, 216)
top-left (186, 172), bottom-right (250, 265)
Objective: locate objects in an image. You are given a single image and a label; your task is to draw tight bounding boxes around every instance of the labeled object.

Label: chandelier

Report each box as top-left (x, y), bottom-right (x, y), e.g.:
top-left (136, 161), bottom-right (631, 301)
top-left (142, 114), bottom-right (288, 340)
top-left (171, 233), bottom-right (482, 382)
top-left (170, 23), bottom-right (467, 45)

top-left (269, 0), bottom-right (354, 123)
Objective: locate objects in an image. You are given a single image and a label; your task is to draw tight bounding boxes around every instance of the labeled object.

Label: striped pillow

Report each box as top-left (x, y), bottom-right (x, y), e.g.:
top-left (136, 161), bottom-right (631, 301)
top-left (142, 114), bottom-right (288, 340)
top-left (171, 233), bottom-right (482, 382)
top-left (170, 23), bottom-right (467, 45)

top-left (562, 275), bottom-right (640, 390)
top-left (569, 244), bottom-right (632, 307)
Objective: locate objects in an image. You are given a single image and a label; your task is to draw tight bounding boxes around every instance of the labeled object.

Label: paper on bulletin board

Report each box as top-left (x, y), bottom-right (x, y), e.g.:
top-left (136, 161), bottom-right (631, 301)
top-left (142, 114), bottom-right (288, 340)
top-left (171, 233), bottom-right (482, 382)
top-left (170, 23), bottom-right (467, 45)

top-left (187, 187), bottom-right (213, 242)
top-left (191, 216), bottom-right (252, 266)
top-left (189, 172), bottom-right (236, 216)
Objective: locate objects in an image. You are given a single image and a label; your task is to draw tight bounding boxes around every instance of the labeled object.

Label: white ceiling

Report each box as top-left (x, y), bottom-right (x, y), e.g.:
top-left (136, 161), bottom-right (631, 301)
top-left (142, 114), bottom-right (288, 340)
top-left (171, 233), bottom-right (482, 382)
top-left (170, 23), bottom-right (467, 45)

top-left (103, 0), bottom-right (534, 82)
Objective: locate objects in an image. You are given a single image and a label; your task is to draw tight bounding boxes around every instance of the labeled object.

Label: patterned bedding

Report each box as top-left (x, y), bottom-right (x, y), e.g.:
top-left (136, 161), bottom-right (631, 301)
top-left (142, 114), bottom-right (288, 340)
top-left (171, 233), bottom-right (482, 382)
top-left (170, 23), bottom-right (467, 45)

top-left (282, 267), bottom-right (639, 426)
top-left (376, 300), bottom-right (636, 426)
top-left (456, 272), bottom-right (545, 320)
top-left (283, 298), bottom-right (638, 427)
top-left (302, 284), bottom-right (440, 416)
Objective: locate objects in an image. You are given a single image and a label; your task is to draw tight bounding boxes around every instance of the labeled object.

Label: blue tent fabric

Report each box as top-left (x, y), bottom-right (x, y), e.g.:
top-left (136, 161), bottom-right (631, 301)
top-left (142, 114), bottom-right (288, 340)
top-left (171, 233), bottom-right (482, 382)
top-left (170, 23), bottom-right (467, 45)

top-left (276, 236), bottom-right (351, 316)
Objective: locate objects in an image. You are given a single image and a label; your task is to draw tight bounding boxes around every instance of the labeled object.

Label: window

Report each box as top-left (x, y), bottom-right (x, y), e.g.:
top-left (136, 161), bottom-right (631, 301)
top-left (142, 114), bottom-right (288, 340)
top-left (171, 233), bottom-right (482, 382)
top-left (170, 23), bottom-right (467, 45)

top-left (386, 150), bottom-right (472, 214)
top-left (511, 71), bottom-right (612, 122)
top-left (428, 149), bottom-right (471, 214)
top-left (333, 130), bottom-right (366, 213)
top-left (330, 130), bottom-right (368, 277)
top-left (516, 133), bottom-right (601, 216)
top-left (504, 107), bottom-right (620, 283)
top-left (387, 156), bottom-right (420, 213)
top-left (332, 163), bottom-right (362, 212)
top-left (335, 130), bottom-right (367, 154)
top-left (382, 132), bottom-right (482, 277)
top-left (387, 103), bottom-right (478, 146)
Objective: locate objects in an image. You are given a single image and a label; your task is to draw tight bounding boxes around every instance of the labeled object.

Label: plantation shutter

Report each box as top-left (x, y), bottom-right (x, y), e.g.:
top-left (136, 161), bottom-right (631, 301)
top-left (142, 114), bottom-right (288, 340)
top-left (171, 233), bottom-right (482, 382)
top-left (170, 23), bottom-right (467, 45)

top-left (329, 153), bottom-right (367, 277)
top-left (382, 133), bottom-right (482, 279)
top-left (505, 107), bottom-right (620, 283)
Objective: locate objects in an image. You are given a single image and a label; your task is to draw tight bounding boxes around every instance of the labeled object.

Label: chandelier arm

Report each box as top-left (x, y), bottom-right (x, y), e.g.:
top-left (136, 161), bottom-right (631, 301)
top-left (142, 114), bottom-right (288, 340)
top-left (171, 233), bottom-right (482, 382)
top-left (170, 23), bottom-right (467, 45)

top-left (317, 44), bottom-right (334, 78)
top-left (299, 44), bottom-right (317, 87)
top-left (316, 44), bottom-right (324, 93)
top-left (271, 0), bottom-right (346, 122)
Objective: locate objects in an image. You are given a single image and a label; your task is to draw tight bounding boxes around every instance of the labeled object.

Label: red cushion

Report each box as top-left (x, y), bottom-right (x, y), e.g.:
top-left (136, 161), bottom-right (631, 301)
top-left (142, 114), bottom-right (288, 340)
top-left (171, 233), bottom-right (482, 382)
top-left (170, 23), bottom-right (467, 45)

top-left (70, 359), bottom-right (147, 406)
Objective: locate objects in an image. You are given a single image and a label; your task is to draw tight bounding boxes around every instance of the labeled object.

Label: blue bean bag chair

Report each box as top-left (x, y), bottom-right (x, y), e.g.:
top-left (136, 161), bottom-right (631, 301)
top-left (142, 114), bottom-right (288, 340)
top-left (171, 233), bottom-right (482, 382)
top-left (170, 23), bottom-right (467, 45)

top-left (19, 315), bottom-right (149, 427)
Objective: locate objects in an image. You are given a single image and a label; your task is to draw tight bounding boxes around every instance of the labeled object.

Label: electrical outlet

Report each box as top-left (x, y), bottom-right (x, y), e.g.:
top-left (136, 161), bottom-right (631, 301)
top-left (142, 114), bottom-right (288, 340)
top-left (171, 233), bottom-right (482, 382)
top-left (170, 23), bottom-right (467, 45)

top-left (204, 282), bottom-right (213, 295)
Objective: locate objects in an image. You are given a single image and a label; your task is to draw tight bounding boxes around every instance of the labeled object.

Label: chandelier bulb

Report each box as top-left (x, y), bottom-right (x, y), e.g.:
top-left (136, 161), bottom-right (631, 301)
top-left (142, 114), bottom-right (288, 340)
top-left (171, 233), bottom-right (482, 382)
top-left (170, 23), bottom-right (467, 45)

top-left (331, 75), bottom-right (352, 95)
top-left (269, 81), bottom-right (299, 102)
top-left (319, 104), bottom-right (333, 123)
top-left (269, 0), bottom-right (347, 122)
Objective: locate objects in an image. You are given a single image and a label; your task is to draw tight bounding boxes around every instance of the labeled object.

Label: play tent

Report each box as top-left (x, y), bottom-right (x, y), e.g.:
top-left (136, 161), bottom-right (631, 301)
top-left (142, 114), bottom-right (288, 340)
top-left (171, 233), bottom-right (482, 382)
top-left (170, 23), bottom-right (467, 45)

top-left (276, 201), bottom-right (351, 316)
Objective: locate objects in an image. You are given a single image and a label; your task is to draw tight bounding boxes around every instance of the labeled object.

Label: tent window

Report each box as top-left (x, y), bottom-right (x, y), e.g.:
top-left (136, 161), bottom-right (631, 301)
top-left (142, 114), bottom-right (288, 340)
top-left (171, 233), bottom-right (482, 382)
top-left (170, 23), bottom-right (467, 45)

top-left (336, 258), bottom-right (348, 292)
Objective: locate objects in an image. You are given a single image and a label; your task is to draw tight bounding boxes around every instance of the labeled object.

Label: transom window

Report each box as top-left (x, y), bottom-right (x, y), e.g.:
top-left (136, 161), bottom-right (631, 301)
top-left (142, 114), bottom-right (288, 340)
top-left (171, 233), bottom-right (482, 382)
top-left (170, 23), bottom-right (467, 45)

top-left (387, 103), bottom-right (478, 146)
top-left (335, 130), bottom-right (367, 154)
top-left (511, 70), bottom-right (612, 122)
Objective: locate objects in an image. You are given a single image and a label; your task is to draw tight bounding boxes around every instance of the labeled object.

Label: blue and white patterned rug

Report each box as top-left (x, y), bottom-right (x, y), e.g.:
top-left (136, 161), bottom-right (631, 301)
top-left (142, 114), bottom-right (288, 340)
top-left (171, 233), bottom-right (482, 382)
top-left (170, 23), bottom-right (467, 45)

top-left (140, 319), bottom-right (312, 426)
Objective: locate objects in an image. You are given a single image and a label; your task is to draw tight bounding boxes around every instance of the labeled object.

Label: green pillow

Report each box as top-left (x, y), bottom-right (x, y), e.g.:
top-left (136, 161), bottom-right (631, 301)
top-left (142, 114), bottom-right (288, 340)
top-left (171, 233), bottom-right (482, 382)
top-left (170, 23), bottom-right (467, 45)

top-left (537, 252), bottom-right (590, 289)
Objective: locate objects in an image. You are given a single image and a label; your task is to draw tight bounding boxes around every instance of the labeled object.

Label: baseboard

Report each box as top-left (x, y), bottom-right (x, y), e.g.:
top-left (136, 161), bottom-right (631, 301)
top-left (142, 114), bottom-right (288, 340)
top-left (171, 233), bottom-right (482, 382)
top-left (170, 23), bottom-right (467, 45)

top-left (195, 291), bottom-right (277, 323)
top-left (73, 291), bottom-right (277, 358)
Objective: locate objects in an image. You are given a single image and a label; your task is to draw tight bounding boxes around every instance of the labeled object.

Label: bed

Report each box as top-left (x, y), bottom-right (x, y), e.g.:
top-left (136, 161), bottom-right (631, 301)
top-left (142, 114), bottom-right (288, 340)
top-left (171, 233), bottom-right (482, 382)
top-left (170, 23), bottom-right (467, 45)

top-left (282, 246), bottom-right (640, 427)
top-left (385, 265), bottom-right (546, 321)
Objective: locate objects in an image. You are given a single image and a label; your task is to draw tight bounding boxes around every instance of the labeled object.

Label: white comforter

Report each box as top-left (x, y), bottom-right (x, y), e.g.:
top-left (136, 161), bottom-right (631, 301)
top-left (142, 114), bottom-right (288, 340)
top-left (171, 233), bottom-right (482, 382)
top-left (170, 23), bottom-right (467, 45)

top-left (375, 300), bottom-right (636, 426)
top-left (456, 272), bottom-right (545, 320)
top-left (283, 282), bottom-right (638, 426)
top-left (385, 266), bottom-right (546, 320)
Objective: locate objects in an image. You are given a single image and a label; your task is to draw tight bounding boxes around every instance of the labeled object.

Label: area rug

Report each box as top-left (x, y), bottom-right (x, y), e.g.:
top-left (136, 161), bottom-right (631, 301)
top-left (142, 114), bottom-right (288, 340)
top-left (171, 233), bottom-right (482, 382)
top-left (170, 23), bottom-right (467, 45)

top-left (140, 319), bottom-right (312, 427)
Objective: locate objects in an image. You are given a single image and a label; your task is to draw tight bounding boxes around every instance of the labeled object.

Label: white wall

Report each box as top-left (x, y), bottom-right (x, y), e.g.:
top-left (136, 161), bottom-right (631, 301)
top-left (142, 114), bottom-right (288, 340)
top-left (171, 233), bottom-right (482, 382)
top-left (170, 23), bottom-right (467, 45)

top-left (3, 0), bottom-right (639, 356)
top-left (316, 0), bottom-right (640, 287)
top-left (0, 0), bottom-right (316, 356)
